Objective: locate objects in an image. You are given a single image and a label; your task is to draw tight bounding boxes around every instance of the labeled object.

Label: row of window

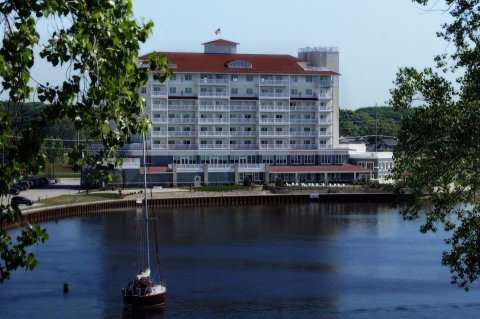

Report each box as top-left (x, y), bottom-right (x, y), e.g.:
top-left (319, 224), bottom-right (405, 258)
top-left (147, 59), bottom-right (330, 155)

top-left (171, 154), bottom-right (345, 165)
top-left (158, 127), bottom-right (327, 132)
top-left (151, 74), bottom-right (332, 83)
top-left (165, 140), bottom-right (327, 145)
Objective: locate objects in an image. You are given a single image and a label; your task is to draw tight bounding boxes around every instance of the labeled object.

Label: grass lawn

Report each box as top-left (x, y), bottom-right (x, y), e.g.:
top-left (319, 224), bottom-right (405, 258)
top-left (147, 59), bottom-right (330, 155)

top-left (37, 192), bottom-right (121, 207)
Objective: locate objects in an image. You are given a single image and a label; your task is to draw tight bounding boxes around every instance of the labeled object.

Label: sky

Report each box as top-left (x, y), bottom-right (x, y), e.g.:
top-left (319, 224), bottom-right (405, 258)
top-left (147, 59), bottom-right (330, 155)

top-left (132, 0), bottom-right (451, 109)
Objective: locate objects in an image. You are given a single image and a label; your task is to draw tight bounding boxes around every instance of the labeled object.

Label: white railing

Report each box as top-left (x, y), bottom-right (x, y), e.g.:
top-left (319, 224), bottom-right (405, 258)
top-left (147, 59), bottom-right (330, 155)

top-left (168, 144), bottom-right (198, 150)
top-left (318, 144), bottom-right (333, 149)
top-left (239, 164), bottom-right (266, 170)
top-left (290, 144), bottom-right (318, 150)
top-left (259, 131), bottom-right (290, 137)
top-left (199, 105), bottom-right (229, 111)
top-left (168, 131), bottom-right (197, 137)
top-left (259, 105), bottom-right (290, 111)
top-left (230, 118), bottom-right (257, 124)
top-left (290, 119), bottom-right (317, 124)
top-left (230, 105), bottom-right (256, 111)
top-left (230, 144), bottom-right (258, 150)
top-left (319, 106), bottom-right (333, 111)
top-left (198, 92), bottom-right (229, 98)
top-left (199, 131), bottom-right (230, 136)
top-left (168, 118), bottom-right (198, 124)
top-left (317, 79), bottom-right (334, 87)
top-left (318, 93), bottom-right (332, 99)
top-left (259, 79), bottom-right (290, 86)
top-left (200, 78), bottom-right (229, 85)
top-left (259, 118), bottom-right (290, 124)
top-left (259, 92), bottom-right (290, 98)
top-left (318, 131), bottom-right (333, 136)
top-left (152, 131), bottom-right (167, 137)
top-left (168, 105), bottom-right (195, 111)
top-left (290, 131), bottom-right (317, 136)
top-left (230, 131), bottom-right (257, 136)
top-left (152, 90), bottom-right (168, 97)
top-left (318, 119), bottom-right (333, 125)
top-left (290, 106), bottom-right (317, 112)
top-left (172, 164), bottom-right (203, 170)
top-left (198, 144), bottom-right (230, 150)
top-left (208, 164), bottom-right (235, 169)
top-left (259, 144), bottom-right (290, 150)
top-left (151, 144), bottom-right (168, 149)
top-left (152, 104), bottom-right (167, 110)
top-left (198, 118), bottom-right (230, 124)
top-left (152, 118), bottom-right (168, 124)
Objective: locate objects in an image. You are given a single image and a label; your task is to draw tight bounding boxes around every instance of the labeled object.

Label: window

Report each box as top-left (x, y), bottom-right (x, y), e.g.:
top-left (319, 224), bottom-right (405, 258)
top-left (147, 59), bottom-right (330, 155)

top-left (306, 89), bottom-right (313, 95)
top-left (185, 87), bottom-right (192, 94)
top-left (244, 114), bottom-right (251, 119)
top-left (201, 127), bottom-right (207, 131)
top-left (275, 140), bottom-right (283, 145)
top-left (275, 114), bottom-right (283, 119)
top-left (230, 140), bottom-right (236, 144)
top-left (168, 140), bottom-right (175, 144)
top-left (276, 127), bottom-right (282, 132)
top-left (169, 87), bottom-right (176, 94)
top-left (246, 75), bottom-right (254, 82)
top-left (215, 140), bottom-right (222, 145)
top-left (261, 140), bottom-right (268, 145)
top-left (305, 76), bottom-right (313, 82)
top-left (262, 155), bottom-right (274, 164)
top-left (230, 127), bottom-right (236, 131)
top-left (305, 155), bottom-right (315, 164)
top-left (276, 155), bottom-right (287, 165)
top-left (304, 140), bottom-right (311, 144)
top-left (140, 87), bottom-right (146, 94)
top-left (291, 88), bottom-right (298, 96)
top-left (291, 155), bottom-right (302, 165)
top-left (231, 88), bottom-right (238, 95)
top-left (168, 114), bottom-right (175, 118)
top-left (215, 127), bottom-right (222, 131)
top-left (170, 74), bottom-right (176, 81)
top-left (246, 88), bottom-right (253, 95)
top-left (227, 60), bottom-right (253, 68)
top-left (231, 75), bottom-right (238, 82)
top-left (201, 140), bottom-right (207, 145)
top-left (290, 140), bottom-right (296, 144)
top-left (183, 140), bottom-right (191, 144)
top-left (291, 75), bottom-right (298, 83)
top-left (245, 140), bottom-right (252, 145)
top-left (303, 127), bottom-right (311, 132)
top-left (183, 127), bottom-right (191, 131)
top-left (168, 127), bottom-right (174, 131)
top-left (216, 87), bottom-right (223, 93)
top-left (261, 127), bottom-right (268, 132)
top-left (184, 74), bottom-right (192, 81)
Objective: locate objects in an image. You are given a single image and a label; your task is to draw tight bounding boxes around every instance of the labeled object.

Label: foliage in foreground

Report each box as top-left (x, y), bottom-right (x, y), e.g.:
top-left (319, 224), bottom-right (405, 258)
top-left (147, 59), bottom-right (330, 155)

top-left (0, 1), bottom-right (170, 283)
top-left (390, 0), bottom-right (480, 290)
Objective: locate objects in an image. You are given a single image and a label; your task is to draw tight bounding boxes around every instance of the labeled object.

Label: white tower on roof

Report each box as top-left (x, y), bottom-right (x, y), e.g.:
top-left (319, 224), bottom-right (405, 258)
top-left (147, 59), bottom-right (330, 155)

top-left (203, 39), bottom-right (238, 54)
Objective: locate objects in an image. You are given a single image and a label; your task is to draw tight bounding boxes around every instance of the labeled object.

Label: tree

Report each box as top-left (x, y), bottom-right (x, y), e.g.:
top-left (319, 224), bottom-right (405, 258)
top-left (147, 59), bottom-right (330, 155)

top-left (390, 0), bottom-right (480, 290)
top-left (0, 1), bottom-right (170, 283)
top-left (41, 138), bottom-right (64, 177)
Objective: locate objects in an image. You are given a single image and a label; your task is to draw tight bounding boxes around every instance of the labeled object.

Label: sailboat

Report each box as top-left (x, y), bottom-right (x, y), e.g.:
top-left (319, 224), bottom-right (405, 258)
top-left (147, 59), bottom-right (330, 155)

top-left (122, 128), bottom-right (166, 308)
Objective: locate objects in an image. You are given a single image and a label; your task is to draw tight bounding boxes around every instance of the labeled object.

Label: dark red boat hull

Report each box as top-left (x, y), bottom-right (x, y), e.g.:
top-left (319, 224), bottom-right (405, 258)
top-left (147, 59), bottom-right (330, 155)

top-left (123, 291), bottom-right (166, 309)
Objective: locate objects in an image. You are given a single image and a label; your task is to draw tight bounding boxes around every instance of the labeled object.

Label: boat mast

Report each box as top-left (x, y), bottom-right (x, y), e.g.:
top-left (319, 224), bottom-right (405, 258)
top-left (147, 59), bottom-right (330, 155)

top-left (142, 100), bottom-right (151, 270)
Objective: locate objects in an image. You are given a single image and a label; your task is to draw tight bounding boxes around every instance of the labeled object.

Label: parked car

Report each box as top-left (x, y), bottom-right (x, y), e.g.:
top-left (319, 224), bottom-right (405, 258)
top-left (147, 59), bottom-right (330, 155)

top-left (9, 187), bottom-right (20, 195)
top-left (11, 196), bottom-right (34, 207)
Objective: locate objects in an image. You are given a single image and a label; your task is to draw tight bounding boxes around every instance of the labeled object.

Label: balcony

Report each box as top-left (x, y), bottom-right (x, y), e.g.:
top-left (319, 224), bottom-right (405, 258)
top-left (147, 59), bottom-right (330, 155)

top-left (198, 118), bottom-right (230, 124)
top-left (230, 118), bottom-right (257, 124)
top-left (239, 164), bottom-right (266, 170)
top-left (259, 118), bottom-right (290, 124)
top-left (167, 131), bottom-right (198, 137)
top-left (230, 131), bottom-right (257, 136)
top-left (152, 131), bottom-right (167, 137)
top-left (318, 93), bottom-right (333, 99)
top-left (259, 92), bottom-right (290, 99)
top-left (290, 106), bottom-right (317, 112)
top-left (152, 118), bottom-right (168, 124)
top-left (259, 105), bottom-right (290, 112)
top-left (259, 131), bottom-right (290, 137)
top-left (230, 144), bottom-right (258, 150)
top-left (318, 144), bottom-right (333, 149)
top-left (230, 105), bottom-right (257, 111)
top-left (318, 119), bottom-right (333, 125)
top-left (290, 144), bottom-right (318, 150)
top-left (259, 144), bottom-right (290, 150)
top-left (168, 118), bottom-right (198, 124)
top-left (151, 103), bottom-right (167, 111)
top-left (168, 144), bottom-right (198, 150)
top-left (259, 79), bottom-right (290, 86)
top-left (151, 144), bottom-right (168, 150)
top-left (199, 78), bottom-right (229, 85)
top-left (198, 92), bottom-right (229, 98)
top-left (317, 79), bottom-right (334, 87)
top-left (168, 104), bottom-right (196, 111)
top-left (199, 105), bottom-right (230, 111)
top-left (318, 131), bottom-right (333, 136)
top-left (199, 131), bottom-right (230, 137)
top-left (319, 106), bottom-right (333, 111)
top-left (198, 144), bottom-right (230, 150)
top-left (151, 90), bottom-right (168, 97)
top-left (290, 118), bottom-right (317, 124)
top-left (290, 131), bottom-right (317, 137)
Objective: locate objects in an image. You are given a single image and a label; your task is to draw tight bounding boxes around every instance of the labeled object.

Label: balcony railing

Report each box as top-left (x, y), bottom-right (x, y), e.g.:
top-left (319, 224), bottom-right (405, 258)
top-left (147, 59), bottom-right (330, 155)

top-left (230, 118), bottom-right (257, 124)
top-left (258, 144), bottom-right (290, 150)
top-left (151, 144), bottom-right (168, 150)
top-left (239, 164), bottom-right (266, 170)
top-left (290, 106), bottom-right (317, 112)
top-left (198, 144), bottom-right (230, 150)
top-left (290, 144), bottom-right (318, 150)
top-left (318, 119), bottom-right (333, 125)
top-left (318, 131), bottom-right (333, 136)
top-left (152, 131), bottom-right (167, 137)
top-left (230, 144), bottom-right (258, 150)
top-left (198, 118), bottom-right (230, 124)
top-left (259, 79), bottom-right (290, 86)
top-left (199, 131), bottom-right (230, 137)
top-left (152, 90), bottom-right (168, 97)
top-left (259, 92), bottom-right (290, 99)
top-left (290, 131), bottom-right (317, 137)
top-left (152, 104), bottom-right (167, 110)
top-left (318, 144), bottom-right (333, 149)
top-left (316, 79), bottom-right (334, 87)
top-left (168, 144), bottom-right (198, 150)
top-left (230, 131), bottom-right (257, 136)
top-left (259, 118), bottom-right (290, 124)
top-left (167, 131), bottom-right (197, 137)
top-left (290, 119), bottom-right (317, 124)
top-left (199, 105), bottom-right (230, 111)
top-left (152, 118), bottom-right (168, 124)
top-left (230, 105), bottom-right (257, 111)
top-left (199, 78), bottom-right (229, 85)
top-left (259, 105), bottom-right (290, 112)
top-left (168, 118), bottom-right (198, 124)
top-left (319, 106), bottom-right (333, 111)
top-left (168, 105), bottom-right (196, 111)
top-left (259, 131), bottom-right (290, 137)
top-left (318, 93), bottom-right (333, 99)
top-left (198, 92), bottom-right (229, 98)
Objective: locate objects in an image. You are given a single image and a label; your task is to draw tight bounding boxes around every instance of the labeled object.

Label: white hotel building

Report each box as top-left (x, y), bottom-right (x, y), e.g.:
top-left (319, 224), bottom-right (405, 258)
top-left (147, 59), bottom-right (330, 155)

top-left (120, 39), bottom-right (371, 185)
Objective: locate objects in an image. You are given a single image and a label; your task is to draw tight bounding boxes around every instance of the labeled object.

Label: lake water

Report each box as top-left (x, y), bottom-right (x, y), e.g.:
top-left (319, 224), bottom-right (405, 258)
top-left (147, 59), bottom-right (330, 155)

top-left (1, 202), bottom-right (479, 318)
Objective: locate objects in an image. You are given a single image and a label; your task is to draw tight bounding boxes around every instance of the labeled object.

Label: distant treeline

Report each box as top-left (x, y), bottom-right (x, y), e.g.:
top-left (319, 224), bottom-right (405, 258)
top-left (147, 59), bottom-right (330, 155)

top-left (339, 106), bottom-right (412, 137)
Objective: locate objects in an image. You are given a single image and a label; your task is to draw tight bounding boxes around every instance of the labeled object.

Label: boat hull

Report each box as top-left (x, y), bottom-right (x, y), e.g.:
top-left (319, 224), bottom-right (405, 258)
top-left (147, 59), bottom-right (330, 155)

top-left (123, 291), bottom-right (166, 309)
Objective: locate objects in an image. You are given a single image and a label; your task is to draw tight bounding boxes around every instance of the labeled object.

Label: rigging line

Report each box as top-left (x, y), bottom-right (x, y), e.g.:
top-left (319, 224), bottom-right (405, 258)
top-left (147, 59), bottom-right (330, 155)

top-left (152, 216), bottom-right (163, 279)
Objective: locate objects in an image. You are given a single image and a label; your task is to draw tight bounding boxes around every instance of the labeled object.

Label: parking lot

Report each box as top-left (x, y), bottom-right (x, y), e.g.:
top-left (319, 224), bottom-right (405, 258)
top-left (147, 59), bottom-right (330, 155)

top-left (1, 178), bottom-right (81, 208)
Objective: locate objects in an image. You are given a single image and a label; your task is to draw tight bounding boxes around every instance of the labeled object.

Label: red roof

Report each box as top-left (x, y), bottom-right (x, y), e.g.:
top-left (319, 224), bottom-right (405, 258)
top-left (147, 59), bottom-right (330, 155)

top-left (139, 52), bottom-right (338, 75)
top-left (140, 166), bottom-right (170, 173)
top-left (202, 39), bottom-right (239, 45)
top-left (268, 164), bottom-right (371, 173)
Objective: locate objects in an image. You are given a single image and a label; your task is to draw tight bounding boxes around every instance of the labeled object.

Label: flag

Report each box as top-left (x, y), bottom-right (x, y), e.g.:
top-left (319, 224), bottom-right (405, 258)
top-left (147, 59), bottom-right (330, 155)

top-left (215, 28), bottom-right (221, 35)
